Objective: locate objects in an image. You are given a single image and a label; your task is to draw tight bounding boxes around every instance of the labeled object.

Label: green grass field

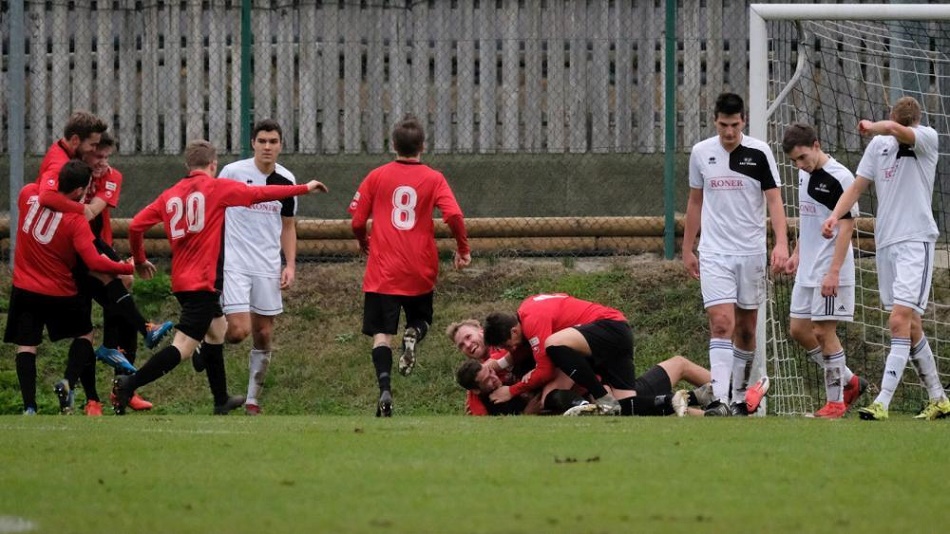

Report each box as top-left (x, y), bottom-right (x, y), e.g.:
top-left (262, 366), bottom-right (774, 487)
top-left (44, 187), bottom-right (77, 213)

top-left (0, 415), bottom-right (945, 533)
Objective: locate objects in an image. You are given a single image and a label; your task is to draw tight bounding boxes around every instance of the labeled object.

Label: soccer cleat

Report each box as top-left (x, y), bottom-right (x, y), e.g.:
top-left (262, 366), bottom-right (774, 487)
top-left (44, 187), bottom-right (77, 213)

top-left (376, 390), bottom-right (393, 417)
top-left (703, 400), bottom-right (732, 417)
top-left (144, 321), bottom-right (174, 349)
top-left (692, 383), bottom-right (717, 409)
top-left (671, 390), bottom-right (690, 417)
top-left (54, 379), bottom-right (75, 415)
top-left (398, 327), bottom-right (419, 376)
top-left (111, 375), bottom-right (134, 415)
top-left (213, 395), bottom-right (247, 415)
top-left (84, 400), bottom-right (104, 417)
top-left (563, 402), bottom-right (600, 416)
top-left (128, 394), bottom-right (153, 411)
top-left (745, 376), bottom-right (770, 414)
top-left (23, 407), bottom-right (37, 416)
top-left (810, 401), bottom-right (847, 419)
top-left (95, 346), bottom-right (137, 374)
top-left (730, 402), bottom-right (750, 416)
top-left (913, 398), bottom-right (950, 421)
top-left (842, 375), bottom-right (869, 408)
top-left (858, 401), bottom-right (888, 421)
top-left (245, 403), bottom-right (261, 416)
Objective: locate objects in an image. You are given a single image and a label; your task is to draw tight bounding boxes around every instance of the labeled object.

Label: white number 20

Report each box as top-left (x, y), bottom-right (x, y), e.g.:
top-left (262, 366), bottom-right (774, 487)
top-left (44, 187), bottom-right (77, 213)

top-left (166, 192), bottom-right (206, 239)
top-left (391, 186), bottom-right (418, 230)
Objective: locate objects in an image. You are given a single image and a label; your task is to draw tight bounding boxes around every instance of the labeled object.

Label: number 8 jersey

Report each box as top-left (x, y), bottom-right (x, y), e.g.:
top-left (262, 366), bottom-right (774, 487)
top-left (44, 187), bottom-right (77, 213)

top-left (349, 160), bottom-right (469, 296)
top-left (129, 171), bottom-right (310, 293)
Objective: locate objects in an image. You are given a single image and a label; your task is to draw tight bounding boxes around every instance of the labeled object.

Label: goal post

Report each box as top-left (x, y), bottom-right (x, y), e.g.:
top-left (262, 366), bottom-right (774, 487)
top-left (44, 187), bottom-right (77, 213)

top-left (748, 4), bottom-right (950, 415)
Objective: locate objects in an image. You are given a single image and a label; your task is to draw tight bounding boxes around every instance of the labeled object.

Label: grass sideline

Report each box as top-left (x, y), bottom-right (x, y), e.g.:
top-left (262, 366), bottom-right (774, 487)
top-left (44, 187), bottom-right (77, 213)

top-left (0, 415), bottom-right (945, 533)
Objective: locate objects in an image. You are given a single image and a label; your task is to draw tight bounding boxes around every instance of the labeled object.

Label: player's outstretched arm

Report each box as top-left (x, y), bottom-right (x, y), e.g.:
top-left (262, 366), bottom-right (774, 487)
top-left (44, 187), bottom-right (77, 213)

top-left (305, 180), bottom-right (329, 193)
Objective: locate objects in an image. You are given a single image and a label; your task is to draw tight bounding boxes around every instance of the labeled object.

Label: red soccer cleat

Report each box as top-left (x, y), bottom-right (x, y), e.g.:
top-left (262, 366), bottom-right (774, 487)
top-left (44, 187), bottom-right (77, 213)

top-left (84, 400), bottom-right (104, 417)
top-left (128, 393), bottom-right (153, 411)
top-left (811, 401), bottom-right (847, 419)
top-left (745, 376), bottom-right (770, 414)
top-left (842, 374), bottom-right (868, 408)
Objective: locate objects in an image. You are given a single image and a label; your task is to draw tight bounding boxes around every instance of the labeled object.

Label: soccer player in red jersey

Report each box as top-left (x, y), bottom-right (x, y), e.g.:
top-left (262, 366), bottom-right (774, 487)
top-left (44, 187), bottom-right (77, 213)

top-left (482, 293), bottom-right (638, 415)
top-left (112, 140), bottom-right (328, 415)
top-left (348, 115), bottom-right (471, 417)
top-left (4, 161), bottom-right (134, 415)
top-left (35, 110), bottom-right (108, 219)
top-left (77, 133), bottom-right (170, 414)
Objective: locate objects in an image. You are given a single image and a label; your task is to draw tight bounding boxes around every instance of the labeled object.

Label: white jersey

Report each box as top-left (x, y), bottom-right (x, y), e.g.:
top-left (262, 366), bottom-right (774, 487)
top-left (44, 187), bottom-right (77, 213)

top-left (689, 134), bottom-right (782, 255)
top-left (856, 125), bottom-right (939, 248)
top-left (796, 158), bottom-right (858, 287)
top-left (219, 158), bottom-right (297, 278)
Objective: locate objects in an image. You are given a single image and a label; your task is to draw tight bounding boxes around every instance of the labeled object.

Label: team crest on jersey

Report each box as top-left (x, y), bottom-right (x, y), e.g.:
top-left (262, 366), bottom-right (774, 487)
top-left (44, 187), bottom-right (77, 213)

top-left (105, 191), bottom-right (113, 198)
top-left (528, 336), bottom-right (540, 349)
top-left (47, 178), bottom-right (55, 187)
top-left (105, 181), bottom-right (117, 191)
top-left (349, 192), bottom-right (361, 211)
top-left (738, 156), bottom-right (757, 167)
top-left (883, 165), bottom-right (898, 181)
top-left (708, 156), bottom-right (717, 165)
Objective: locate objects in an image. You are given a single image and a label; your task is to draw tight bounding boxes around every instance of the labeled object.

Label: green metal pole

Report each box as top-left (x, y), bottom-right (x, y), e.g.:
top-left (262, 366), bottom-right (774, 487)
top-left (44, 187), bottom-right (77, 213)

top-left (663, 0), bottom-right (677, 259)
top-left (240, 0), bottom-right (252, 158)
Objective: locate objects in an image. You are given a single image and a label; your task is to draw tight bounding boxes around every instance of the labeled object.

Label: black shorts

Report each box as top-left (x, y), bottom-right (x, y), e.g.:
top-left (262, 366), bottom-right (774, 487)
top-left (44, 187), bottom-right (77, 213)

top-left (3, 286), bottom-right (92, 346)
top-left (629, 365), bottom-right (675, 417)
top-left (174, 291), bottom-right (223, 341)
top-left (362, 292), bottom-right (433, 336)
top-left (74, 238), bottom-right (122, 304)
top-left (575, 319), bottom-right (637, 390)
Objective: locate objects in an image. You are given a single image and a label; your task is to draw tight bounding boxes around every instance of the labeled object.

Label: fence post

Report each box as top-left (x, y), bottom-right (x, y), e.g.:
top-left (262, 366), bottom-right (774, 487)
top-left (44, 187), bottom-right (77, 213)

top-left (8, 0), bottom-right (26, 266)
top-left (663, 0), bottom-right (677, 259)
top-left (240, 0), bottom-right (252, 158)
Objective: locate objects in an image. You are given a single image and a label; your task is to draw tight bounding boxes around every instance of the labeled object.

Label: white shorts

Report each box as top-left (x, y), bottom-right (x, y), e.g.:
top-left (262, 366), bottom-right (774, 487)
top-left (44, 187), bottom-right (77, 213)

top-left (699, 252), bottom-right (766, 310)
top-left (789, 284), bottom-right (855, 322)
top-left (876, 241), bottom-right (934, 314)
top-left (221, 270), bottom-right (283, 316)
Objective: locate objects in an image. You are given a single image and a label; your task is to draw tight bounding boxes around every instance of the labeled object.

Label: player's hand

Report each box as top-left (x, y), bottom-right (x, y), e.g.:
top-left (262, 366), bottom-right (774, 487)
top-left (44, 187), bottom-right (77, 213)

top-left (305, 180), bottom-right (329, 193)
top-left (135, 259), bottom-right (157, 280)
top-left (454, 251), bottom-right (471, 270)
top-left (280, 265), bottom-right (296, 289)
top-left (821, 271), bottom-right (840, 297)
top-left (784, 253), bottom-right (799, 276)
top-left (682, 250), bottom-right (700, 279)
top-left (770, 244), bottom-right (789, 275)
top-left (858, 119), bottom-right (874, 137)
top-left (821, 216), bottom-right (837, 239)
top-left (520, 369), bottom-right (534, 384)
top-left (489, 385), bottom-right (513, 404)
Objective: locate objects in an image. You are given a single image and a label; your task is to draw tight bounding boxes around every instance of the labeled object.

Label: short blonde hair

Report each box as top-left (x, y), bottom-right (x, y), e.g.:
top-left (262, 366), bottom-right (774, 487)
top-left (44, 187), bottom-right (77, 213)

top-left (184, 139), bottom-right (218, 170)
top-left (890, 96), bottom-right (922, 127)
top-left (445, 319), bottom-right (481, 342)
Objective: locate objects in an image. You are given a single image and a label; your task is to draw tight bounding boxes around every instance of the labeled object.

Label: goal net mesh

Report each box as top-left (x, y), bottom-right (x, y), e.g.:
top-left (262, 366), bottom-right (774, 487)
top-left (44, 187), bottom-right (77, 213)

top-left (764, 16), bottom-right (950, 415)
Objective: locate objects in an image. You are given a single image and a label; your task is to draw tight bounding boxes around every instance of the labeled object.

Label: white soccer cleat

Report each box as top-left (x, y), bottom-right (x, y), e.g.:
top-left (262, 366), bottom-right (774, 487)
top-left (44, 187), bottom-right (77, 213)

top-left (671, 390), bottom-right (690, 417)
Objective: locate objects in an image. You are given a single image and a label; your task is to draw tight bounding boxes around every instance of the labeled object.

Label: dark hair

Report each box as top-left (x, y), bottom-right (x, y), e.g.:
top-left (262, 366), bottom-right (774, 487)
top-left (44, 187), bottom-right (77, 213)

top-left (63, 110), bottom-right (108, 141)
top-left (781, 122), bottom-right (818, 154)
top-left (714, 93), bottom-right (746, 119)
top-left (184, 139), bottom-right (218, 169)
top-left (455, 359), bottom-right (483, 391)
top-left (252, 119), bottom-right (283, 142)
top-left (483, 311), bottom-right (519, 347)
top-left (58, 160), bottom-right (93, 193)
top-left (97, 130), bottom-right (116, 150)
top-left (391, 114), bottom-right (425, 157)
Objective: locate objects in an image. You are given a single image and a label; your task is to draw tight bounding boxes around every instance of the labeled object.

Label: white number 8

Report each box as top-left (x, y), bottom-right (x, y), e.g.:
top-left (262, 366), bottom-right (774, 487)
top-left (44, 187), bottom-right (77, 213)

top-left (391, 186), bottom-right (417, 230)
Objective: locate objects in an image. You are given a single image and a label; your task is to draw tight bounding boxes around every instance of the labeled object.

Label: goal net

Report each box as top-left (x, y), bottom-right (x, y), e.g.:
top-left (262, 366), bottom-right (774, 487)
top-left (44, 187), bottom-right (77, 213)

top-left (749, 4), bottom-right (950, 415)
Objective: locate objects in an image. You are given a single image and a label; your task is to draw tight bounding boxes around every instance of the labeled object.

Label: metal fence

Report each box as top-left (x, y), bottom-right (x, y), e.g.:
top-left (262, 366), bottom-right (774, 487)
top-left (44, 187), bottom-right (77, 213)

top-left (0, 0), bottom-right (937, 258)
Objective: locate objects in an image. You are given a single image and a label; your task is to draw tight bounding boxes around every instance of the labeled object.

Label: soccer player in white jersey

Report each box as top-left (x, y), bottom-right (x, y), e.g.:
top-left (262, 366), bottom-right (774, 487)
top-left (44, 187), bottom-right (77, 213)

top-left (823, 96), bottom-right (950, 421)
top-left (682, 92), bottom-right (787, 415)
top-left (782, 123), bottom-right (867, 418)
top-left (216, 119), bottom-right (300, 415)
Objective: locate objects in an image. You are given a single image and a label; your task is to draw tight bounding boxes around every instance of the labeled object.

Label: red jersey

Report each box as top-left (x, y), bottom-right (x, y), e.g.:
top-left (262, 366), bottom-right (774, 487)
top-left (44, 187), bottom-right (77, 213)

top-left (35, 140), bottom-right (86, 216)
top-left (85, 166), bottom-right (123, 246)
top-left (348, 160), bottom-right (469, 295)
top-left (509, 294), bottom-right (627, 397)
top-left (129, 171), bottom-right (309, 293)
top-left (12, 183), bottom-right (133, 297)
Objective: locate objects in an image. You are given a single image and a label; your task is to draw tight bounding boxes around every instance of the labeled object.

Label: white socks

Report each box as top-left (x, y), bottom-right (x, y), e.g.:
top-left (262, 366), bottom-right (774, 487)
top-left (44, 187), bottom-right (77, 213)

top-left (709, 338), bottom-right (733, 401)
top-left (824, 350), bottom-right (846, 403)
top-left (910, 337), bottom-right (947, 401)
top-left (246, 348), bottom-right (272, 406)
top-left (731, 347), bottom-right (754, 403)
top-left (875, 338), bottom-right (910, 409)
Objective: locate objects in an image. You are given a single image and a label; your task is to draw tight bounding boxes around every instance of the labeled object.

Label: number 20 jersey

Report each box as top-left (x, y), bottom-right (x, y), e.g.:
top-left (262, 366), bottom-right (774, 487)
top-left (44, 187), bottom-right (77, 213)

top-left (348, 160), bottom-right (466, 295)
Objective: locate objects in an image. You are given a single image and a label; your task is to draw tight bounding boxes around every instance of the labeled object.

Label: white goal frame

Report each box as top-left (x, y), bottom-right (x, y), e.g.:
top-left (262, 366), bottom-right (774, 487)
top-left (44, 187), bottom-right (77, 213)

top-left (748, 3), bottom-right (950, 413)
